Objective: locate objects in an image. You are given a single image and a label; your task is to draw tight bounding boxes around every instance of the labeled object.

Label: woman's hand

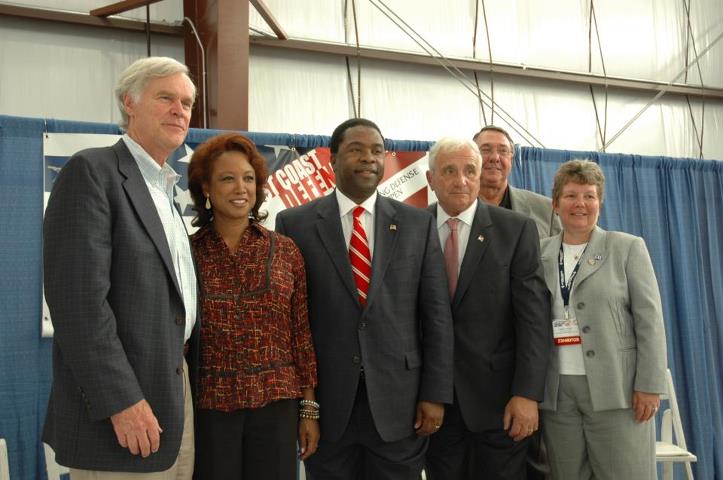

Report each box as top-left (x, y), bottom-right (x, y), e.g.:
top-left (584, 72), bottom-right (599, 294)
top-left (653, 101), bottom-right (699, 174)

top-left (298, 418), bottom-right (320, 460)
top-left (632, 390), bottom-right (660, 422)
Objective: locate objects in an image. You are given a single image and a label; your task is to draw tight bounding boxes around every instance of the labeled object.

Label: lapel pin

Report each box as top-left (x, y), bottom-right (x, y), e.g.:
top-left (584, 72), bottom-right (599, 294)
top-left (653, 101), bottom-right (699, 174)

top-left (478, 235), bottom-right (485, 243)
top-left (389, 224), bottom-right (397, 231)
top-left (588, 258), bottom-right (596, 266)
top-left (594, 254), bottom-right (602, 261)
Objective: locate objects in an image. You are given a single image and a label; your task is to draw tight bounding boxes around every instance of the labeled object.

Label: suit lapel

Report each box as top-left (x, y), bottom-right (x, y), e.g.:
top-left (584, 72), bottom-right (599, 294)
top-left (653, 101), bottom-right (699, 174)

top-left (115, 140), bottom-right (182, 298)
top-left (509, 187), bottom-right (532, 217)
top-left (454, 201), bottom-right (492, 306)
top-left (572, 226), bottom-right (607, 288)
top-left (314, 194), bottom-right (359, 302)
top-left (365, 196), bottom-right (398, 309)
top-left (541, 234), bottom-right (562, 294)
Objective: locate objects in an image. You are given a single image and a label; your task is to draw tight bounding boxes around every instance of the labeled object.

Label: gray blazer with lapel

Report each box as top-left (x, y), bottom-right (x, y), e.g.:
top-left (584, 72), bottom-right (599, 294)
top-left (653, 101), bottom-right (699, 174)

top-left (539, 226), bottom-right (667, 411)
top-left (276, 192), bottom-right (454, 443)
top-left (43, 140), bottom-right (197, 472)
top-left (509, 186), bottom-right (561, 239)
top-left (430, 200), bottom-right (552, 431)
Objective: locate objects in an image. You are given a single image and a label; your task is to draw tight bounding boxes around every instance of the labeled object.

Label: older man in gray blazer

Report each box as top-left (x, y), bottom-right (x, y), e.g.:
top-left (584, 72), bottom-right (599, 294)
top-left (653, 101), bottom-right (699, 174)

top-left (474, 125), bottom-right (561, 240)
top-left (43, 57), bottom-right (198, 479)
top-left (276, 118), bottom-right (454, 480)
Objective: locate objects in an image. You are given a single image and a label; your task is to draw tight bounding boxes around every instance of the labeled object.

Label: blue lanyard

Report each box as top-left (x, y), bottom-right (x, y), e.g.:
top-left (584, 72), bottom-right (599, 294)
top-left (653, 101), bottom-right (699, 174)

top-left (558, 243), bottom-right (587, 309)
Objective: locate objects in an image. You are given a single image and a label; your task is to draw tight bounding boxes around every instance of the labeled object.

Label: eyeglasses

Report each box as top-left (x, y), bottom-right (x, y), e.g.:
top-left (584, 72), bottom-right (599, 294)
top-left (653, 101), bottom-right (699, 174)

top-left (479, 146), bottom-right (512, 157)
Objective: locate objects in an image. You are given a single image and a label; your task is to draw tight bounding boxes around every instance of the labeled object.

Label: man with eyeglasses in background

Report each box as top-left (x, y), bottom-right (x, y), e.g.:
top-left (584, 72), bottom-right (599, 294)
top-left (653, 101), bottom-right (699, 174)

top-left (474, 125), bottom-right (558, 479)
top-left (474, 126), bottom-right (561, 240)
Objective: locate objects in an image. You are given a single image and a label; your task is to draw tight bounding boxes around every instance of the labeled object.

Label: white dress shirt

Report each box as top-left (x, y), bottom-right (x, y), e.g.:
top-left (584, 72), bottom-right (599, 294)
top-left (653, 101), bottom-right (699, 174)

top-left (123, 135), bottom-right (197, 341)
top-left (435, 200), bottom-right (478, 277)
top-left (336, 189), bottom-right (377, 258)
top-left (556, 242), bottom-right (588, 375)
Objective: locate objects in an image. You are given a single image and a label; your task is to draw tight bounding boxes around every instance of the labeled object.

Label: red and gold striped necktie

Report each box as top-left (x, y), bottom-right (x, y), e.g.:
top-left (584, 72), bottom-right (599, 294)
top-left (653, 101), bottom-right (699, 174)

top-left (349, 206), bottom-right (372, 306)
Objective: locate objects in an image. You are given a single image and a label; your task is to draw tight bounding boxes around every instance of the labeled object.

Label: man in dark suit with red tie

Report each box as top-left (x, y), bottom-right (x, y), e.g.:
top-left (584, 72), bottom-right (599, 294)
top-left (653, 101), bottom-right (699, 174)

top-left (423, 137), bottom-right (551, 480)
top-left (276, 118), bottom-right (454, 480)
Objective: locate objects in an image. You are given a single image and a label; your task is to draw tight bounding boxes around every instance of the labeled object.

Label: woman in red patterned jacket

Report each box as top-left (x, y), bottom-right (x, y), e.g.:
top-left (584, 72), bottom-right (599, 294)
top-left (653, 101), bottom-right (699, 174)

top-left (187, 133), bottom-right (318, 479)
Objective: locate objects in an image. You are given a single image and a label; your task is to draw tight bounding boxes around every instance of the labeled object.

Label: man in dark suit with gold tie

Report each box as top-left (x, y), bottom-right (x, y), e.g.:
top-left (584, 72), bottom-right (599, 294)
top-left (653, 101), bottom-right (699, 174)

top-left (276, 118), bottom-right (454, 480)
top-left (423, 137), bottom-right (551, 480)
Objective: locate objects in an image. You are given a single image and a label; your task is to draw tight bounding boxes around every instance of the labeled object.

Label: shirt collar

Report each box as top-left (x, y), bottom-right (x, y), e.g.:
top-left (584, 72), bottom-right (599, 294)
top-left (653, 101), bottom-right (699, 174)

top-left (123, 134), bottom-right (181, 198)
top-left (195, 222), bottom-right (267, 241)
top-left (193, 222), bottom-right (267, 250)
top-left (499, 185), bottom-right (512, 209)
top-left (436, 199), bottom-right (478, 229)
top-left (335, 189), bottom-right (378, 217)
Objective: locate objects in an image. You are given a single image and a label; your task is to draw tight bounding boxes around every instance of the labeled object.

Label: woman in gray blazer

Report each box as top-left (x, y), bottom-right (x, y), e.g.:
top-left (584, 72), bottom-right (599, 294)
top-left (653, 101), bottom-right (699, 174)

top-left (539, 159), bottom-right (667, 479)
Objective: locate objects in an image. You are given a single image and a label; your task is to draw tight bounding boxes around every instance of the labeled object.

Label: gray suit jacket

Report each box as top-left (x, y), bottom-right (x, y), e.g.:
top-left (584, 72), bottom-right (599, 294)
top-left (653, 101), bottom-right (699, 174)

top-left (43, 140), bottom-right (197, 471)
top-left (430, 201), bottom-right (551, 431)
top-left (539, 226), bottom-right (667, 411)
top-left (276, 192), bottom-right (454, 443)
top-left (509, 186), bottom-right (561, 239)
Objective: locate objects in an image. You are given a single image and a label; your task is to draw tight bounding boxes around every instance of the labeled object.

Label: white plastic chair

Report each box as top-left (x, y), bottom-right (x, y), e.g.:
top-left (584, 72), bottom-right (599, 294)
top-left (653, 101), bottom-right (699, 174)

top-left (0, 438), bottom-right (10, 480)
top-left (43, 443), bottom-right (69, 480)
top-left (655, 368), bottom-right (696, 480)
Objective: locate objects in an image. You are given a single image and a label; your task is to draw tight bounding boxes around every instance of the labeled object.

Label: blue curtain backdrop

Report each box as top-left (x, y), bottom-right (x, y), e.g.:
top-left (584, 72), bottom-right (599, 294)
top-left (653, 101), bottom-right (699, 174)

top-left (1, 114), bottom-right (721, 479)
top-left (514, 147), bottom-right (723, 480)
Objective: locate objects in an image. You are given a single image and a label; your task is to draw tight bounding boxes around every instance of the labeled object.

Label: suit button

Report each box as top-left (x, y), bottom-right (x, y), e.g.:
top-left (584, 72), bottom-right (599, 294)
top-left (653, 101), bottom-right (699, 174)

top-left (176, 366), bottom-right (184, 375)
top-left (582, 326), bottom-right (591, 333)
top-left (175, 315), bottom-right (184, 325)
top-left (359, 322), bottom-right (367, 330)
top-left (586, 350), bottom-right (595, 357)
top-left (352, 355), bottom-right (361, 364)
top-left (577, 302), bottom-right (586, 310)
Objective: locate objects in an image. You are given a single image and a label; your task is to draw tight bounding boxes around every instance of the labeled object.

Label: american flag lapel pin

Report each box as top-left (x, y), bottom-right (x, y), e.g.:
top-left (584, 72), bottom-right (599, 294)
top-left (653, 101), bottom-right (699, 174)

top-left (389, 224), bottom-right (397, 231)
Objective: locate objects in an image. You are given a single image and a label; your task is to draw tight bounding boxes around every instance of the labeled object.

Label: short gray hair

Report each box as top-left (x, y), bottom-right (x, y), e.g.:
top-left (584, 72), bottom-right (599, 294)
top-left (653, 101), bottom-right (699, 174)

top-left (428, 137), bottom-right (482, 171)
top-left (115, 56), bottom-right (196, 129)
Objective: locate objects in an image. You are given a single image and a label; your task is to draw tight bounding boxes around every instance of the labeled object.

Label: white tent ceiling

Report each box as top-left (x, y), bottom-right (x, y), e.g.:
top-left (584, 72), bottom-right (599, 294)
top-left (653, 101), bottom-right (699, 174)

top-left (1, 0), bottom-right (721, 159)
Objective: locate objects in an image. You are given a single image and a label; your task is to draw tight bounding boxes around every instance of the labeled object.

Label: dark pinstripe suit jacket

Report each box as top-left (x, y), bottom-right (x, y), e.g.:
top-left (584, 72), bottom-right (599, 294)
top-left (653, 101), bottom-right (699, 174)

top-left (276, 192), bottom-right (454, 443)
top-left (43, 140), bottom-right (198, 472)
top-left (430, 200), bottom-right (552, 431)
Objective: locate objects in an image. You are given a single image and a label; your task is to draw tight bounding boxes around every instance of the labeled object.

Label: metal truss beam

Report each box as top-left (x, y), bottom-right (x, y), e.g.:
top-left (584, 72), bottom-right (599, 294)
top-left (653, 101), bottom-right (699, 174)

top-left (90, 0), bottom-right (163, 18)
top-left (249, 0), bottom-right (287, 40)
top-left (250, 36), bottom-right (723, 101)
top-left (0, 4), bottom-right (182, 35)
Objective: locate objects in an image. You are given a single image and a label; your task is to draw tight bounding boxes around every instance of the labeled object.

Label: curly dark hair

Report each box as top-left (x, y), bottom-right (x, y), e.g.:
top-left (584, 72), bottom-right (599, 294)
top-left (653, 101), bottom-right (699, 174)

top-left (187, 133), bottom-right (269, 228)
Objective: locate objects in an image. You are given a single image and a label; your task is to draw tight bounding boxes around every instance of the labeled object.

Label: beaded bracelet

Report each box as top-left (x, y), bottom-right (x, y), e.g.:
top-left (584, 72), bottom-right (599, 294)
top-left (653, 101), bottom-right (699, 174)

top-left (300, 399), bottom-right (320, 410)
top-left (299, 408), bottom-right (320, 420)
